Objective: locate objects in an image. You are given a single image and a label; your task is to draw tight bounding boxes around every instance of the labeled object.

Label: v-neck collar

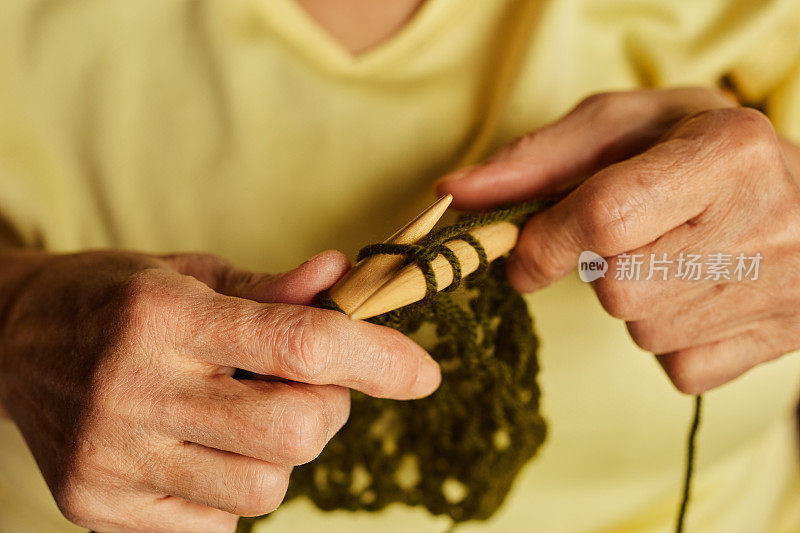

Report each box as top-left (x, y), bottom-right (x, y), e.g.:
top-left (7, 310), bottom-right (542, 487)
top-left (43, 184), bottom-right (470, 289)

top-left (253, 0), bottom-right (462, 77)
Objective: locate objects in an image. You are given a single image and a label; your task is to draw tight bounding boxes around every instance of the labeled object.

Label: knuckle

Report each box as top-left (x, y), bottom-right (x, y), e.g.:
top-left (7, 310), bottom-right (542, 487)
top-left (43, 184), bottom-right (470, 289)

top-left (113, 269), bottom-right (208, 352)
top-left (236, 465), bottom-right (290, 516)
top-left (727, 107), bottom-right (775, 140)
top-left (328, 386), bottom-right (352, 431)
top-left (581, 187), bottom-right (642, 252)
top-left (515, 249), bottom-right (560, 287)
top-left (659, 354), bottom-right (706, 395)
top-left (669, 373), bottom-right (705, 395)
top-left (530, 252), bottom-right (567, 283)
top-left (113, 269), bottom-right (174, 339)
top-left (53, 481), bottom-right (100, 529)
top-left (118, 269), bottom-right (167, 311)
top-left (702, 108), bottom-right (780, 163)
top-left (515, 223), bottom-right (569, 283)
top-left (594, 279), bottom-right (637, 319)
top-left (279, 401), bottom-right (327, 464)
top-left (305, 384), bottom-right (351, 430)
top-left (272, 309), bottom-right (329, 381)
top-left (626, 320), bottom-right (663, 353)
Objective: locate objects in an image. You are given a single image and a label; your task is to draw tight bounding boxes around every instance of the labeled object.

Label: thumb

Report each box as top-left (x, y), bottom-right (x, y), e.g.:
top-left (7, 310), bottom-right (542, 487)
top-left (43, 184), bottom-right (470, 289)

top-left (162, 250), bottom-right (350, 305)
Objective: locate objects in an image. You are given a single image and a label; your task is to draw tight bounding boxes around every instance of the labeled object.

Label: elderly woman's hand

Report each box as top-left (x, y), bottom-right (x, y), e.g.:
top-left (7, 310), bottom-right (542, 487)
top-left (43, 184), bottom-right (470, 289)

top-left (0, 250), bottom-right (440, 532)
top-left (438, 87), bottom-right (800, 394)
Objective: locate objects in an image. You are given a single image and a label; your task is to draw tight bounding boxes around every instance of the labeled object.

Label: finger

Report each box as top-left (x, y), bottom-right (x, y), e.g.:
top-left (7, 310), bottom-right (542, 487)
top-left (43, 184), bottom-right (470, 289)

top-left (183, 300), bottom-right (441, 400)
top-left (592, 191), bottom-right (776, 322)
top-left (595, 245), bottom-right (772, 323)
top-left (594, 272), bottom-right (712, 322)
top-left (81, 492), bottom-right (237, 533)
top-left (160, 378), bottom-right (350, 466)
top-left (162, 250), bottom-right (350, 305)
top-left (504, 135), bottom-right (719, 292)
top-left (248, 250), bottom-right (350, 305)
top-left (436, 87), bottom-right (735, 209)
top-left (143, 498), bottom-right (238, 533)
top-left (143, 440), bottom-right (292, 518)
top-left (625, 283), bottom-right (771, 353)
top-left (594, 249), bottom-right (753, 321)
top-left (656, 318), bottom-right (796, 394)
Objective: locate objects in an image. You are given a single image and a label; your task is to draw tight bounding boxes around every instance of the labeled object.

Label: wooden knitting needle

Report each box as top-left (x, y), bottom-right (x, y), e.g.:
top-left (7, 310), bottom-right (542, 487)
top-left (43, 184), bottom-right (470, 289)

top-left (327, 194), bottom-right (453, 314)
top-left (350, 221), bottom-right (519, 320)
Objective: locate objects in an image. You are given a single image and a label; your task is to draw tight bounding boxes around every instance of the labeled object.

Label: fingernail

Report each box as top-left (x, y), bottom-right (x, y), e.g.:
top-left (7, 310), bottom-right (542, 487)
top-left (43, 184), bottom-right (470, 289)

top-left (436, 165), bottom-right (480, 185)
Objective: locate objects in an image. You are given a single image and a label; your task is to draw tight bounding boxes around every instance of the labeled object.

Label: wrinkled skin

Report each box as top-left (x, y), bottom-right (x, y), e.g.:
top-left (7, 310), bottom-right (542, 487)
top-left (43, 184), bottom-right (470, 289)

top-left (0, 250), bottom-right (440, 532)
top-left (5, 86), bottom-right (800, 532)
top-left (439, 87), bottom-right (800, 395)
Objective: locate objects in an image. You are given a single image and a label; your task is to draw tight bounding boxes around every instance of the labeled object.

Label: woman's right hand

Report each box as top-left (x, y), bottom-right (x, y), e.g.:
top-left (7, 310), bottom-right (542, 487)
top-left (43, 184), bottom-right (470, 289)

top-left (0, 249), bottom-right (441, 532)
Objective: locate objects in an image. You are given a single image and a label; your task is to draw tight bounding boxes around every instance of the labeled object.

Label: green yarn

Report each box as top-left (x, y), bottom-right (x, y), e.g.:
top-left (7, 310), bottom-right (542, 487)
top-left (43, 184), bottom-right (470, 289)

top-left (237, 200), bottom-right (703, 533)
top-left (676, 395), bottom-right (703, 533)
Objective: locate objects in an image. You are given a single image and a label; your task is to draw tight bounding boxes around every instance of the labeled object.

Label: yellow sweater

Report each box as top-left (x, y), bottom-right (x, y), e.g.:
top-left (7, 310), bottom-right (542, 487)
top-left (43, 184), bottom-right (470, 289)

top-left (1, 1), bottom-right (800, 531)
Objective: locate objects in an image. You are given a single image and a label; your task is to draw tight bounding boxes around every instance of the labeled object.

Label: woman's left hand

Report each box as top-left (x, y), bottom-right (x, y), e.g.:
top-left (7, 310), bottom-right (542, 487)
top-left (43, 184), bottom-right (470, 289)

top-left (437, 87), bottom-right (800, 394)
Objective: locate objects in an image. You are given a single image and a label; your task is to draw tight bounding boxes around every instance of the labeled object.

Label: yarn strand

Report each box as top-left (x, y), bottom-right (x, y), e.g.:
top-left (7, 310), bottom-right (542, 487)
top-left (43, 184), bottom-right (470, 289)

top-left (676, 395), bottom-right (703, 533)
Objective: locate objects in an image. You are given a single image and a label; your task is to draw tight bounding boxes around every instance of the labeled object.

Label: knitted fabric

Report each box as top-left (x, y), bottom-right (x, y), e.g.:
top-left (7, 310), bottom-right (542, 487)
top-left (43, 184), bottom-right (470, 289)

top-left (237, 201), bottom-right (702, 533)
